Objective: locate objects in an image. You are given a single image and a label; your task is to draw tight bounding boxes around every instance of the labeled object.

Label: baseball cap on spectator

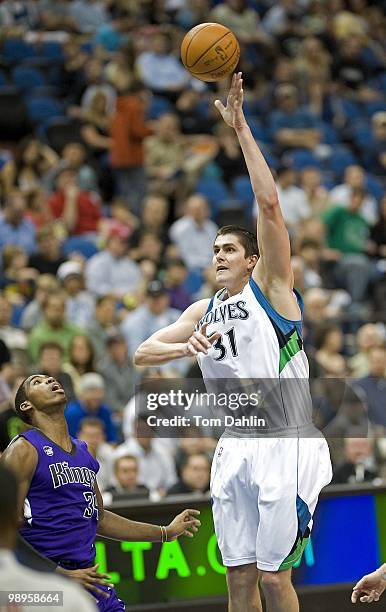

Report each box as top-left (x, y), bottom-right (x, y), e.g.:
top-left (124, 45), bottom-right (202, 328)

top-left (79, 372), bottom-right (105, 392)
top-left (57, 261), bottom-right (83, 282)
top-left (146, 280), bottom-right (166, 297)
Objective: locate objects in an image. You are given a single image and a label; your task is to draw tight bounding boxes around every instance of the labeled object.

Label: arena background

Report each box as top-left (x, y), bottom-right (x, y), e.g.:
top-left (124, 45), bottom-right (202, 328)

top-left (0, 0), bottom-right (385, 610)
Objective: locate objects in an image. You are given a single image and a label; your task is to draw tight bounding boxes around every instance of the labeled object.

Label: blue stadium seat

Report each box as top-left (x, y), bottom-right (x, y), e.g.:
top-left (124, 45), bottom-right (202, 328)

top-left (195, 177), bottom-right (230, 215)
top-left (26, 96), bottom-right (63, 123)
top-left (318, 122), bottom-right (340, 145)
top-left (365, 100), bottom-right (386, 118)
top-left (285, 149), bottom-right (320, 170)
top-left (232, 175), bottom-right (254, 209)
top-left (39, 41), bottom-right (64, 60)
top-left (248, 118), bottom-right (269, 143)
top-left (147, 95), bottom-right (172, 119)
top-left (12, 65), bottom-right (46, 90)
top-left (326, 147), bottom-right (357, 178)
top-left (62, 236), bottom-right (99, 259)
top-left (351, 122), bottom-right (372, 147)
top-left (3, 39), bottom-right (36, 61)
top-left (365, 174), bottom-right (384, 202)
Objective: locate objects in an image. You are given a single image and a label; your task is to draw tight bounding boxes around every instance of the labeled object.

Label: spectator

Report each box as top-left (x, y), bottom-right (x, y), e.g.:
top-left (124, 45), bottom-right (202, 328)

top-left (274, 165), bottom-right (311, 227)
top-left (354, 346), bottom-right (386, 427)
top-left (299, 167), bottom-right (329, 215)
top-left (0, 191), bottom-right (36, 255)
top-left (85, 225), bottom-right (141, 297)
top-left (68, 0), bottom-right (108, 34)
top-left (213, 123), bottom-right (247, 186)
top-left (0, 245), bottom-right (37, 304)
top-left (15, 138), bottom-right (58, 195)
top-left (362, 112), bottom-right (386, 177)
top-left (169, 195), bottom-right (218, 270)
top-left (167, 452), bottom-right (211, 495)
top-left (164, 258), bottom-right (193, 311)
top-left (20, 274), bottom-right (59, 332)
top-left (28, 226), bottom-right (66, 276)
top-left (332, 438), bottom-right (379, 484)
top-left (121, 280), bottom-right (181, 359)
top-left (105, 44), bottom-right (135, 92)
top-left (0, 150), bottom-right (15, 199)
top-left (34, 342), bottom-right (75, 403)
top-left (63, 334), bottom-right (96, 396)
top-left (45, 142), bottom-right (98, 193)
top-left (47, 168), bottom-right (102, 237)
top-left (136, 32), bottom-right (190, 99)
top-left (65, 372), bottom-right (117, 443)
top-left (28, 292), bottom-right (82, 362)
top-left (57, 261), bottom-right (95, 327)
top-left (314, 323), bottom-right (347, 376)
top-left (86, 294), bottom-right (118, 360)
top-left (0, 295), bottom-right (27, 352)
top-left (113, 415), bottom-right (177, 496)
top-left (367, 194), bottom-right (386, 260)
top-left (322, 187), bottom-right (372, 305)
top-left (349, 324), bottom-right (385, 377)
top-left (269, 84), bottom-right (322, 152)
top-left (328, 165), bottom-right (378, 226)
top-left (93, 11), bottom-right (131, 53)
top-left (110, 84), bottom-right (153, 214)
top-left (139, 195), bottom-right (170, 241)
top-left (25, 189), bottom-right (54, 229)
top-left (97, 333), bottom-right (134, 413)
top-left (105, 455), bottom-right (149, 501)
top-left (211, 0), bottom-right (271, 47)
top-left (76, 417), bottom-right (113, 492)
top-left (79, 58), bottom-right (116, 114)
top-left (294, 36), bottom-right (331, 92)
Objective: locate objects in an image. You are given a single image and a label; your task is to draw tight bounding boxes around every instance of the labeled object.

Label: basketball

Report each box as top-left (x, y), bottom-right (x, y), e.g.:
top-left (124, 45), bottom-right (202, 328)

top-left (181, 23), bottom-right (240, 82)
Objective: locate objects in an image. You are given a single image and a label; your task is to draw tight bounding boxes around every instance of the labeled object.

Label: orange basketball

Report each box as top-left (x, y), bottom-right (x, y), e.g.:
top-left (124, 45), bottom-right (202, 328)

top-left (181, 23), bottom-right (240, 82)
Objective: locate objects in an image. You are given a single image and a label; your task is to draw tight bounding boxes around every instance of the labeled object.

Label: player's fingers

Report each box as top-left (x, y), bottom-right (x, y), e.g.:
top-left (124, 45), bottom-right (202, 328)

top-left (214, 99), bottom-right (225, 114)
top-left (351, 590), bottom-right (359, 603)
top-left (184, 519), bottom-right (201, 529)
top-left (208, 332), bottom-right (221, 344)
top-left (190, 335), bottom-right (209, 353)
top-left (194, 330), bottom-right (211, 348)
top-left (85, 583), bottom-right (111, 598)
top-left (186, 341), bottom-right (197, 356)
top-left (183, 529), bottom-right (194, 538)
top-left (183, 509), bottom-right (201, 517)
top-left (89, 571), bottom-right (112, 580)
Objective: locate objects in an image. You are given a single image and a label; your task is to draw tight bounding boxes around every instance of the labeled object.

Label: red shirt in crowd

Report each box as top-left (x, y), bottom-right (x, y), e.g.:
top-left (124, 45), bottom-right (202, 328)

top-left (48, 190), bottom-right (102, 235)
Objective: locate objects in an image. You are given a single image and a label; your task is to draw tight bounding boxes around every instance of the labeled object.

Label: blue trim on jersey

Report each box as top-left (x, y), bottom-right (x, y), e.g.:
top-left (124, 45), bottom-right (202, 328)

top-left (249, 277), bottom-right (302, 338)
top-left (296, 494), bottom-right (311, 535)
top-left (293, 288), bottom-right (304, 314)
top-left (206, 296), bottom-right (214, 314)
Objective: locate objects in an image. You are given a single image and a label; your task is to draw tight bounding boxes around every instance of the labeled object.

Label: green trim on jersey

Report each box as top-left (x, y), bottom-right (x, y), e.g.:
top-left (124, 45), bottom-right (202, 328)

top-left (279, 329), bottom-right (302, 374)
top-left (279, 533), bottom-right (309, 571)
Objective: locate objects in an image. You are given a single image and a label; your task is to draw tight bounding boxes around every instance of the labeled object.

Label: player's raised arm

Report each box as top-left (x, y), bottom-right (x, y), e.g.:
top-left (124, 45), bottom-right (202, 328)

top-left (134, 299), bottom-right (220, 366)
top-left (214, 72), bottom-right (292, 289)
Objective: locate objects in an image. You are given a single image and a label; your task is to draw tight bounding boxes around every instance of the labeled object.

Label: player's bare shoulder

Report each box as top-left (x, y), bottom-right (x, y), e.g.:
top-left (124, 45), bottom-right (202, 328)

top-left (181, 298), bottom-right (210, 325)
top-left (0, 435), bottom-right (38, 478)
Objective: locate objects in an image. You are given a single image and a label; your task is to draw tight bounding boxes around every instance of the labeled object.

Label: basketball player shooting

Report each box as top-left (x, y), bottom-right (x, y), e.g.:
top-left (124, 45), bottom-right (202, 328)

top-left (0, 375), bottom-right (201, 611)
top-left (134, 72), bottom-right (332, 612)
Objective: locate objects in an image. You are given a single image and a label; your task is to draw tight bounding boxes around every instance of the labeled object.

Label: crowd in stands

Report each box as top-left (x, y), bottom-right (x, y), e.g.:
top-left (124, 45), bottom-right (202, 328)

top-left (0, 0), bottom-right (385, 497)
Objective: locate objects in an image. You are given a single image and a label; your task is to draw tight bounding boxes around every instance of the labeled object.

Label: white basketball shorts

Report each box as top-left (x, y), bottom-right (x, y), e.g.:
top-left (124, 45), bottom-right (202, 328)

top-left (210, 435), bottom-right (332, 571)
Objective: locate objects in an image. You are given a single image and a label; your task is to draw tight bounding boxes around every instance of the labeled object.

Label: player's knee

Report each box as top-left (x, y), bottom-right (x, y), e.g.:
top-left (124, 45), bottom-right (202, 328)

top-left (227, 564), bottom-right (258, 593)
top-left (260, 570), bottom-right (288, 597)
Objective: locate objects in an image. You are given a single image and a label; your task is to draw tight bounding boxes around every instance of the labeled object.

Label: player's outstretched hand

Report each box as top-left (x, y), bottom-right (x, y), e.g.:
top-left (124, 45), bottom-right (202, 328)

top-left (57, 564), bottom-right (114, 599)
top-left (352, 569), bottom-right (386, 603)
top-left (186, 322), bottom-right (221, 356)
top-left (167, 509), bottom-right (201, 540)
top-left (214, 72), bottom-right (247, 130)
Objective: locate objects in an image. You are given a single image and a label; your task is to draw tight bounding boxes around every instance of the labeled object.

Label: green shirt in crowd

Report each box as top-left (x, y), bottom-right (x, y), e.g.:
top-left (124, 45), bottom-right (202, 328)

top-left (28, 321), bottom-right (84, 363)
top-left (322, 206), bottom-right (370, 254)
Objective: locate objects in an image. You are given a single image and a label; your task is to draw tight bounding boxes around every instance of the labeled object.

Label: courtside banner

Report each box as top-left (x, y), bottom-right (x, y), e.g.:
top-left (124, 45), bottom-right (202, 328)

top-left (134, 378), bottom-right (369, 438)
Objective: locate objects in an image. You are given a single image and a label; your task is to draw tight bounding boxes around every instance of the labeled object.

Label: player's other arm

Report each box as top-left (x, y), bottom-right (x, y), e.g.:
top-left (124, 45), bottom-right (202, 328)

top-left (215, 73), bottom-right (293, 289)
top-left (352, 564), bottom-right (386, 604)
top-left (134, 299), bottom-right (219, 366)
top-left (0, 437), bottom-right (37, 522)
top-left (94, 483), bottom-right (200, 541)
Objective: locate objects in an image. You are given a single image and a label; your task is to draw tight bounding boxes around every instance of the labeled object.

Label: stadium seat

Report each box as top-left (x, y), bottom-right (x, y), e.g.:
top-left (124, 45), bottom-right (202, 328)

top-left (62, 236), bottom-right (99, 259)
top-left (12, 65), bottom-right (46, 90)
top-left (2, 38), bottom-right (36, 62)
top-left (285, 149), bottom-right (320, 170)
top-left (147, 95), bottom-right (172, 119)
top-left (318, 122), bottom-right (340, 145)
top-left (365, 174), bottom-right (384, 202)
top-left (232, 175), bottom-right (254, 209)
top-left (26, 96), bottom-right (63, 123)
top-left (42, 117), bottom-right (82, 152)
top-left (0, 86), bottom-right (30, 140)
top-left (365, 100), bottom-right (386, 117)
top-left (351, 122), bottom-right (372, 147)
top-left (195, 177), bottom-right (230, 215)
top-left (248, 118), bottom-right (269, 143)
top-left (326, 147), bottom-right (357, 178)
top-left (39, 41), bottom-right (64, 60)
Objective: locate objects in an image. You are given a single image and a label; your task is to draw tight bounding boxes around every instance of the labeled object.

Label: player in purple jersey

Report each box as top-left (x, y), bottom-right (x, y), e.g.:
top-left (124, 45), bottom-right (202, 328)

top-left (0, 374), bottom-right (201, 611)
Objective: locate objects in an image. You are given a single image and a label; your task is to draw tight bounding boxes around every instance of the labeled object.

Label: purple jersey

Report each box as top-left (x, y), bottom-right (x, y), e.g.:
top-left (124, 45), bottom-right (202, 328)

top-left (18, 428), bottom-right (99, 565)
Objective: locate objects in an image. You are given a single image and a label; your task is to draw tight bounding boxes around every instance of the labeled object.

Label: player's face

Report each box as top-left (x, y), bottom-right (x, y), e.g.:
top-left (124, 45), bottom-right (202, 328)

top-left (213, 234), bottom-right (254, 287)
top-left (26, 374), bottom-right (67, 411)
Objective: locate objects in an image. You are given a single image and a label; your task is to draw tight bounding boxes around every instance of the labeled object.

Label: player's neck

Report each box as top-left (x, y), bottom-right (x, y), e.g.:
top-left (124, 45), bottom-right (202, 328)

top-left (225, 276), bottom-right (249, 297)
top-left (34, 411), bottom-right (71, 449)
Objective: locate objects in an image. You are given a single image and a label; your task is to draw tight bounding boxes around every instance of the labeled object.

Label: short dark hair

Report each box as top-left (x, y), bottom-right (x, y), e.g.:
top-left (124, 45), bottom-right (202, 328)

top-left (78, 416), bottom-right (105, 433)
top-left (114, 454), bottom-right (138, 472)
top-left (14, 378), bottom-right (33, 424)
top-left (0, 464), bottom-right (18, 529)
top-left (38, 341), bottom-right (64, 357)
top-left (215, 225), bottom-right (258, 258)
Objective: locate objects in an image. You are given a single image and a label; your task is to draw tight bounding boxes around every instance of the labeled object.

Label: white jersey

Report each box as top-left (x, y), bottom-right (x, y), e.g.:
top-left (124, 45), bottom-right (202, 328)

top-left (196, 276), bottom-right (315, 435)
